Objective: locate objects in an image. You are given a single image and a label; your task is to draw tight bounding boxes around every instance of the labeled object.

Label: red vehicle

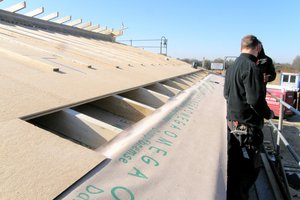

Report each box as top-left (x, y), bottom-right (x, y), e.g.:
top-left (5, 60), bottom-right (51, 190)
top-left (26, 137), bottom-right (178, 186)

top-left (266, 85), bottom-right (299, 117)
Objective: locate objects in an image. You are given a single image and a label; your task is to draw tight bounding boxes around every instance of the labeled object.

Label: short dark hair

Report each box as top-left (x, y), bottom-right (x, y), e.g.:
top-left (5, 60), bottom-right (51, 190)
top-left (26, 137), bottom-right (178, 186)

top-left (258, 40), bottom-right (262, 45)
top-left (241, 35), bottom-right (259, 50)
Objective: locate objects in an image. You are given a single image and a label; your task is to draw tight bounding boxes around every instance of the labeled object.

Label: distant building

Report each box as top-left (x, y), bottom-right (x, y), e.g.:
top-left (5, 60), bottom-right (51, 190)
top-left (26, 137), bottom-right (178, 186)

top-left (279, 70), bottom-right (300, 90)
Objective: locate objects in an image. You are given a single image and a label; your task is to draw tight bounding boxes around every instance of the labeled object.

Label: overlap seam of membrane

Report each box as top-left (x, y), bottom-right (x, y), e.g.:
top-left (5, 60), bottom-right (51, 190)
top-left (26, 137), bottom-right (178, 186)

top-left (102, 77), bottom-right (207, 157)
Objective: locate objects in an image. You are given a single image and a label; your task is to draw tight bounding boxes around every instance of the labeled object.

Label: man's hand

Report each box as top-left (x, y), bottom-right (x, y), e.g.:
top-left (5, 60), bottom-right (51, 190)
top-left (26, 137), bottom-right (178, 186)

top-left (263, 73), bottom-right (269, 83)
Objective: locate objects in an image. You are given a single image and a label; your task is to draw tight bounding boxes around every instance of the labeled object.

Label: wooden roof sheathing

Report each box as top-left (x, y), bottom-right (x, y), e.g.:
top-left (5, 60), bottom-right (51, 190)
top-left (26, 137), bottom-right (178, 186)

top-left (0, 8), bottom-right (218, 199)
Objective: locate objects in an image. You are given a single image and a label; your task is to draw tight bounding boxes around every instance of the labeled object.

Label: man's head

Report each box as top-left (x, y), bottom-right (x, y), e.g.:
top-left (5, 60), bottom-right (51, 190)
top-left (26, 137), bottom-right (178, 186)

top-left (257, 40), bottom-right (266, 59)
top-left (240, 35), bottom-right (260, 57)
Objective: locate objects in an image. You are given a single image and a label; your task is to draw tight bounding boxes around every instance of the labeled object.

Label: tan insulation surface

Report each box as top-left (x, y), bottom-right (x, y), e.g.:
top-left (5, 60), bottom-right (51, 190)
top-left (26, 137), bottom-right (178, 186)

top-left (0, 20), bottom-right (199, 121)
top-left (0, 119), bottom-right (106, 200)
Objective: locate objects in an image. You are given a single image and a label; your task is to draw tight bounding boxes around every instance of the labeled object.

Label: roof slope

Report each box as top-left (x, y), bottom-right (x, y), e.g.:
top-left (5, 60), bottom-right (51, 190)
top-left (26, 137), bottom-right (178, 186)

top-left (0, 10), bottom-right (198, 121)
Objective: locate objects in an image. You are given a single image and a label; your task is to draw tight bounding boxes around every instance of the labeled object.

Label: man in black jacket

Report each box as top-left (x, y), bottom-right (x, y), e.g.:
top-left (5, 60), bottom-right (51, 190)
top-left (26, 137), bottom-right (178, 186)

top-left (224, 35), bottom-right (274, 200)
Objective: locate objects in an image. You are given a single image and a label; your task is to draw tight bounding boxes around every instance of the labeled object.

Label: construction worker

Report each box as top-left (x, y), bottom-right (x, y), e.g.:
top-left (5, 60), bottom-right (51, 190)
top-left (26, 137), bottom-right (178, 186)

top-left (224, 35), bottom-right (274, 200)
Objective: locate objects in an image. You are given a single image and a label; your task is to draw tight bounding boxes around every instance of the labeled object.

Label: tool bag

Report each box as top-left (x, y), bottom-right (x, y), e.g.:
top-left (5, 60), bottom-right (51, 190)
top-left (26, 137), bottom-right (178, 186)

top-left (228, 120), bottom-right (263, 148)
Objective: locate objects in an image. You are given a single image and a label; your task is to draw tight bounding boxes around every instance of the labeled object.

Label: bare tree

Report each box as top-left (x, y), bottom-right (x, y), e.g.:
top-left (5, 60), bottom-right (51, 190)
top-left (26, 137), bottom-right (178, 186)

top-left (292, 55), bottom-right (300, 71)
top-left (212, 58), bottom-right (224, 63)
top-left (225, 59), bottom-right (235, 70)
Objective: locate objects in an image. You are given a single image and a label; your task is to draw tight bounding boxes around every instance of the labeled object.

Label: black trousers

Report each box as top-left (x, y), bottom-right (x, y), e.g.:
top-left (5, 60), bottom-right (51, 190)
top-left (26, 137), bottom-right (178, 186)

top-left (226, 126), bottom-right (263, 200)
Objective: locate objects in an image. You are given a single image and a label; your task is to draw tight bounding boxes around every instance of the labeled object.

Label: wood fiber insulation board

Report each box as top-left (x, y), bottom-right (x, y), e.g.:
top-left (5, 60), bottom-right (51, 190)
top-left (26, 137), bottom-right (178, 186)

top-left (0, 119), bottom-right (106, 200)
top-left (0, 72), bottom-right (72, 122)
top-left (0, 22), bottom-right (198, 77)
top-left (0, 22), bottom-right (190, 70)
top-left (0, 46), bottom-right (199, 122)
top-left (0, 21), bottom-right (202, 121)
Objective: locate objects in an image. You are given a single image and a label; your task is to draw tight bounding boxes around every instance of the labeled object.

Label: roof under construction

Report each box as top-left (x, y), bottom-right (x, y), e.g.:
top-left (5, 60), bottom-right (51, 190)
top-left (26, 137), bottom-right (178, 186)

top-left (0, 2), bottom-right (228, 200)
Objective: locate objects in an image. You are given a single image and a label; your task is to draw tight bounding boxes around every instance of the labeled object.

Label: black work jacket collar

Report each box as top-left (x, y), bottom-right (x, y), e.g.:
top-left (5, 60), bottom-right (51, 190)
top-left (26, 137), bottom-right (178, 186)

top-left (240, 53), bottom-right (258, 63)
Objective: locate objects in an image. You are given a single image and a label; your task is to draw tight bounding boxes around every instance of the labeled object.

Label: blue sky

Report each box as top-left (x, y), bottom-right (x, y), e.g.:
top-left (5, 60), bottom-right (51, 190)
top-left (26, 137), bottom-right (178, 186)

top-left (1, 0), bottom-right (299, 64)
